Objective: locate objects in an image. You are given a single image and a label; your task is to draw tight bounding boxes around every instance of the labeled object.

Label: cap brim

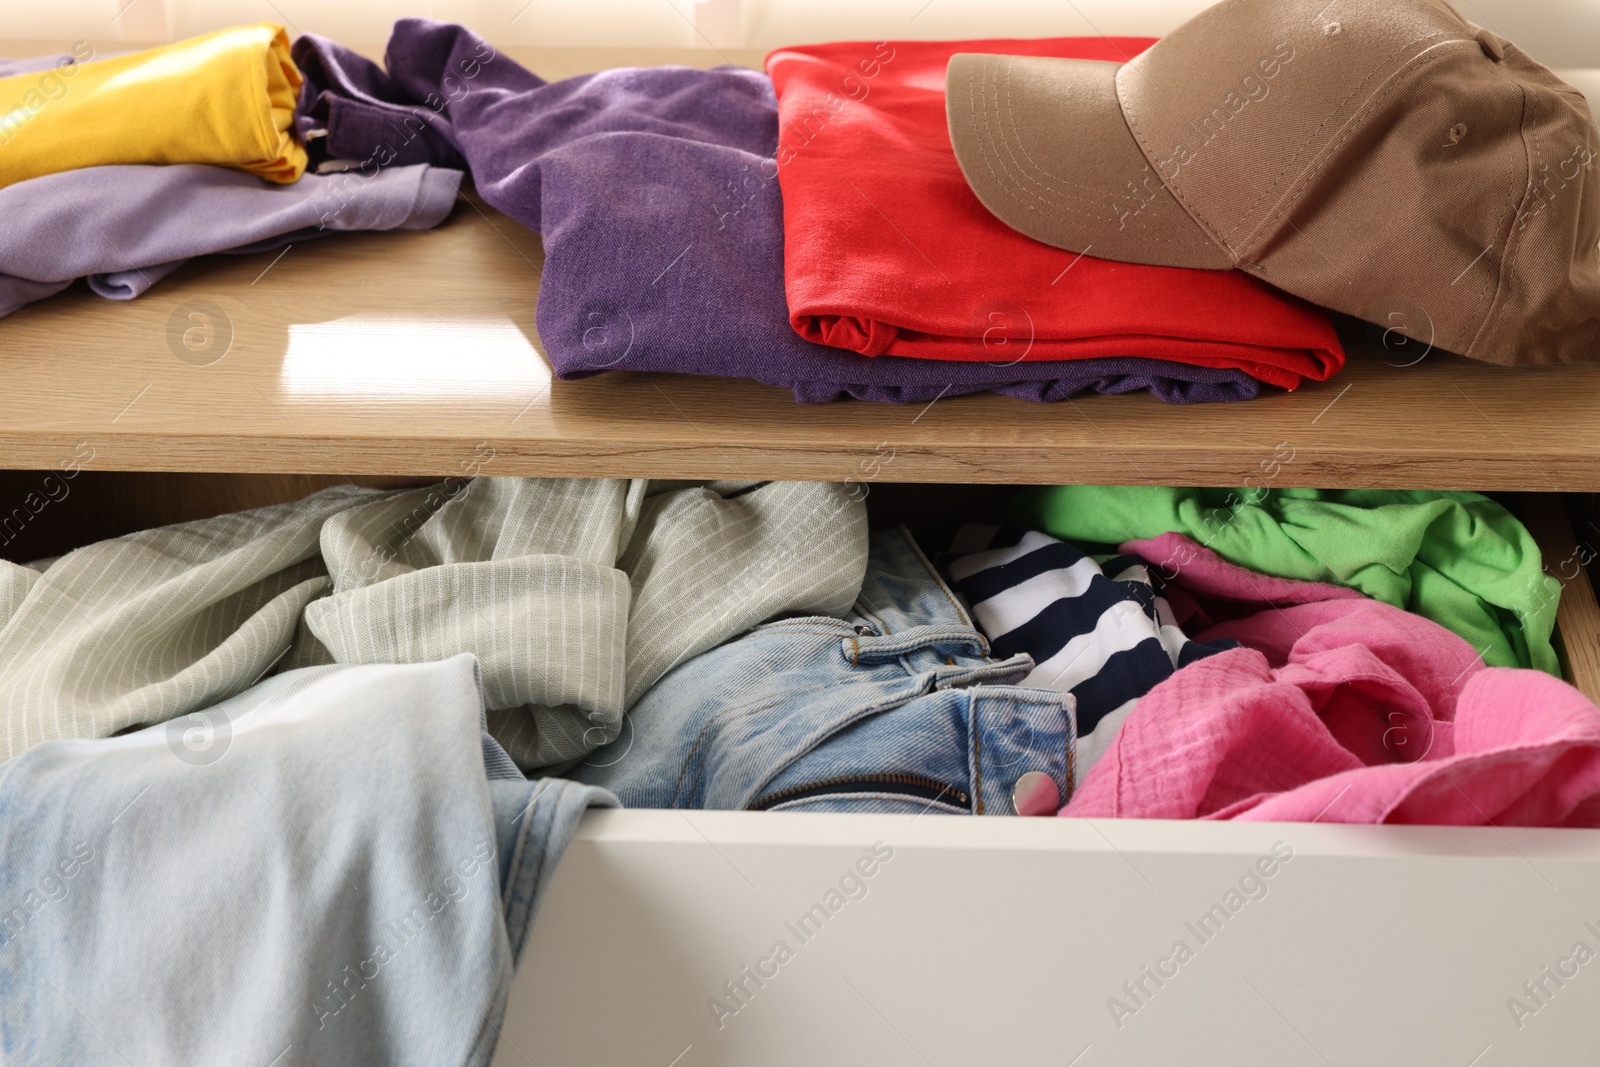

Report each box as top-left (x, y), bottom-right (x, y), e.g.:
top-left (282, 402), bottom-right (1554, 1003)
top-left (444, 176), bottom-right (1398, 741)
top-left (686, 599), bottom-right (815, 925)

top-left (946, 52), bottom-right (1234, 270)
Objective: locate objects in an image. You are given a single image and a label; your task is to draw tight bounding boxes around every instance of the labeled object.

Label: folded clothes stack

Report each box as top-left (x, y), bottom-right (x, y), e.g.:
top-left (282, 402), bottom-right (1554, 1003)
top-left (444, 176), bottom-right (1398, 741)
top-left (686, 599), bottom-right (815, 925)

top-left (8, 0), bottom-right (1598, 397)
top-left (291, 21), bottom-right (1285, 404)
top-left (0, 31), bottom-right (464, 317)
top-left (0, 27), bottom-right (306, 186)
top-left (766, 38), bottom-right (1341, 388)
top-left (282, 0), bottom-right (1599, 396)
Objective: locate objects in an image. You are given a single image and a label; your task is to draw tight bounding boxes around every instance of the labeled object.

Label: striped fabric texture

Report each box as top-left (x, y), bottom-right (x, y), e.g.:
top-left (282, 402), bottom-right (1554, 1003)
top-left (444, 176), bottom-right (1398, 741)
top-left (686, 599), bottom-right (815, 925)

top-left (0, 485), bottom-right (377, 761)
top-left (307, 477), bottom-right (868, 768)
top-left (0, 478), bottom-right (867, 768)
top-left (939, 525), bottom-right (1234, 785)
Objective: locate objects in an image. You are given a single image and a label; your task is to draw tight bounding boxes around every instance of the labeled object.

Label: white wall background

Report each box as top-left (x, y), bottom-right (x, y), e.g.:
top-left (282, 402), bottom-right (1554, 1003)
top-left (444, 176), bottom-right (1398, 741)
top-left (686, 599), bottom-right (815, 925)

top-left (8, 0), bottom-right (1600, 67)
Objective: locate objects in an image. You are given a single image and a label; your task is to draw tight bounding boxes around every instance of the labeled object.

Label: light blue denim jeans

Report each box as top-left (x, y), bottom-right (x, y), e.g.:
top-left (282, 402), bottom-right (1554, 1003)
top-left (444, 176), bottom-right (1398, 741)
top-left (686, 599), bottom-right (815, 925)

top-left (573, 528), bottom-right (1075, 814)
top-left (0, 655), bottom-right (613, 1067)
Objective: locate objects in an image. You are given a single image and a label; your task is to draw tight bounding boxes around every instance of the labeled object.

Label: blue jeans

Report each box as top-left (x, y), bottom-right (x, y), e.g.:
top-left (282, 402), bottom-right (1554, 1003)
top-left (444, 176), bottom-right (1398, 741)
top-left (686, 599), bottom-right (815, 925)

top-left (573, 528), bottom-right (1075, 814)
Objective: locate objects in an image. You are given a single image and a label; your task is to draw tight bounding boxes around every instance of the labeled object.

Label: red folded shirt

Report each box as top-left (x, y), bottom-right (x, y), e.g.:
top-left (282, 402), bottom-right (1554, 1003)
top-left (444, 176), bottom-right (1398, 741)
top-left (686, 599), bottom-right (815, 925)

top-left (766, 38), bottom-right (1344, 389)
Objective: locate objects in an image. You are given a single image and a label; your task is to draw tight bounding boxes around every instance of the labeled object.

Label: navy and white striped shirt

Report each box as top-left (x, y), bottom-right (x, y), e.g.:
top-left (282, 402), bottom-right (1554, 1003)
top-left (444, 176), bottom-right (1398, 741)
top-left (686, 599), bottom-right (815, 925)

top-left (934, 525), bottom-right (1234, 785)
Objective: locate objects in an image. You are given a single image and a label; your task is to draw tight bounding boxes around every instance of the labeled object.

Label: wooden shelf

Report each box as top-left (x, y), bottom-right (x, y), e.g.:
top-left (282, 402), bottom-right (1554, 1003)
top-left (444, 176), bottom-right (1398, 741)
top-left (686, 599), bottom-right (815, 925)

top-left (3, 44), bottom-right (1598, 489)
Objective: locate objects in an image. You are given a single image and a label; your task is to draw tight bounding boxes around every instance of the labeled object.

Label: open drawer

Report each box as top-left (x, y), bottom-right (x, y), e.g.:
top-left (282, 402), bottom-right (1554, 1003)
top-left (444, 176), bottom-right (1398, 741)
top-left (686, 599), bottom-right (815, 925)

top-left (494, 493), bottom-right (1600, 1067)
top-left (0, 472), bottom-right (1591, 1065)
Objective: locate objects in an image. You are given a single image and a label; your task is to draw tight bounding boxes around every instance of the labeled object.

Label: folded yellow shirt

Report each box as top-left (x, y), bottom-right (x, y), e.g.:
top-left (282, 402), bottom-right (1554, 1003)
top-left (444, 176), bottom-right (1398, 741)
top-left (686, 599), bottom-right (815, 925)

top-left (0, 23), bottom-right (306, 188)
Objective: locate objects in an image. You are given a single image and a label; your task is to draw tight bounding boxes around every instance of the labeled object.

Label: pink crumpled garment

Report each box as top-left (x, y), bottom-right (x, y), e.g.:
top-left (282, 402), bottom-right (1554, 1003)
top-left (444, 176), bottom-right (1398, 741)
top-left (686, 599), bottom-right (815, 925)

top-left (1123, 530), bottom-right (1366, 634)
top-left (1062, 533), bottom-right (1600, 825)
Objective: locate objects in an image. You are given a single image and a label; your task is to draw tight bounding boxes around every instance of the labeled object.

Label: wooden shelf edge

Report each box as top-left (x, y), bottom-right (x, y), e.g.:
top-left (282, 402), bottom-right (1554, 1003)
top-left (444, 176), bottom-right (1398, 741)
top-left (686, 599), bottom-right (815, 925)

top-left (4, 434), bottom-right (1600, 491)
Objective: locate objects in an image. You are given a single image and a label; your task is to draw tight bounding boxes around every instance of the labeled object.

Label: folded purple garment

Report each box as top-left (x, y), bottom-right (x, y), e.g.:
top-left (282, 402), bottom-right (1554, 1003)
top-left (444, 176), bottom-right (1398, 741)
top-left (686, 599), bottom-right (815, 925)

top-left (543, 134), bottom-right (1258, 404)
top-left (293, 40), bottom-right (465, 169)
top-left (0, 162), bottom-right (461, 318)
top-left (293, 21), bottom-right (1258, 405)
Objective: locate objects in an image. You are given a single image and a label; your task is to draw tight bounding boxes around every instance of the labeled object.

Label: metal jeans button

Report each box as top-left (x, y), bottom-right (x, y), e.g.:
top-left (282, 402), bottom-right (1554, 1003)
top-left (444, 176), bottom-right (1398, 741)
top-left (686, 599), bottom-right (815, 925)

top-left (1011, 770), bottom-right (1060, 816)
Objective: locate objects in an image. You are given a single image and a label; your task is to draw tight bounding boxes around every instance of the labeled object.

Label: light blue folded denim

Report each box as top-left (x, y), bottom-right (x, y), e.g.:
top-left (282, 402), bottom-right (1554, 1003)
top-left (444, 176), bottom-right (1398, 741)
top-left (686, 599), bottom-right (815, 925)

top-left (573, 528), bottom-right (1075, 815)
top-left (0, 654), bottom-right (613, 1066)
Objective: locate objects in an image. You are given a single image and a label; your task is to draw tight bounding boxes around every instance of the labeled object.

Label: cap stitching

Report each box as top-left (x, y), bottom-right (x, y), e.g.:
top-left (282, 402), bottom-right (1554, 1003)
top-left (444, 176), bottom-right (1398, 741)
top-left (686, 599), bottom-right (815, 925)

top-left (967, 61), bottom-right (1118, 219)
top-left (989, 58), bottom-right (1114, 211)
top-left (1115, 64), bottom-right (1238, 257)
top-left (973, 57), bottom-right (1127, 214)
top-left (967, 57), bottom-right (1201, 245)
top-left (1242, 39), bottom-right (1475, 251)
top-left (1463, 70), bottom-right (1542, 361)
top-left (1222, 30), bottom-right (1456, 249)
top-left (1465, 67), bottom-right (1600, 367)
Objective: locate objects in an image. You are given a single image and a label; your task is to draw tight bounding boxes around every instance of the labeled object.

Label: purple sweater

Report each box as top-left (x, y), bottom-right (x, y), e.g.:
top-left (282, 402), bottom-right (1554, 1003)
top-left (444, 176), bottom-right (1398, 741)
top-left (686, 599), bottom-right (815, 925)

top-left (292, 21), bottom-right (1257, 404)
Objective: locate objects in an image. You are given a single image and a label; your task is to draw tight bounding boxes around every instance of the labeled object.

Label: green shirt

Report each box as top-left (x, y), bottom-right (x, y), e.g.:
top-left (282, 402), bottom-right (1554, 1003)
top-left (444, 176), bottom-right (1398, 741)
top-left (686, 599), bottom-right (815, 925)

top-left (1012, 485), bottom-right (1560, 674)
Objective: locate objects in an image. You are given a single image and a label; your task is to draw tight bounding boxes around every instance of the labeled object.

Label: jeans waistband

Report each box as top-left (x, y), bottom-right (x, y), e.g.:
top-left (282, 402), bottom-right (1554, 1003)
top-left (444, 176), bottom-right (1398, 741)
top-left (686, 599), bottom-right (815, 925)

top-left (851, 526), bottom-right (984, 642)
top-left (845, 528), bottom-right (1031, 685)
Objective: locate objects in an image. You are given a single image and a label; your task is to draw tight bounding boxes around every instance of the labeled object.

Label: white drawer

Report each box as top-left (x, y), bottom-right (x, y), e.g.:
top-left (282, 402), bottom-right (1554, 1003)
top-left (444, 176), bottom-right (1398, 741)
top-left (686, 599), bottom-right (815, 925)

top-left (493, 495), bottom-right (1600, 1067)
top-left (498, 811), bottom-right (1600, 1066)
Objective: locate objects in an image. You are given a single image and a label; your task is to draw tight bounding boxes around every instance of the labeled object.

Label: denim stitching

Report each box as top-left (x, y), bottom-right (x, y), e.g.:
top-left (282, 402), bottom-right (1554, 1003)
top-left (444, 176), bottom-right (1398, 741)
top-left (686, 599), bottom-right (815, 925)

top-left (671, 680), bottom-right (843, 806)
top-left (898, 526), bottom-right (985, 646)
top-left (972, 690), bottom-right (985, 816)
top-left (727, 682), bottom-right (946, 807)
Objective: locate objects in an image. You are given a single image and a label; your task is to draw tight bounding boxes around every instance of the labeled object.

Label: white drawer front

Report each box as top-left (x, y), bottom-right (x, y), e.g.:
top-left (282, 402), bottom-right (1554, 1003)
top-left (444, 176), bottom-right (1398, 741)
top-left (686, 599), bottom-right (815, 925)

top-left (498, 810), bottom-right (1600, 1066)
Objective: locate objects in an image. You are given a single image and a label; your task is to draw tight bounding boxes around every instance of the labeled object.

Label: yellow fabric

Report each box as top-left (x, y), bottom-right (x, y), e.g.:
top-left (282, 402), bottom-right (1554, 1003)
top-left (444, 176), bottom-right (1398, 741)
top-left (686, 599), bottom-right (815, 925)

top-left (0, 24), bottom-right (306, 188)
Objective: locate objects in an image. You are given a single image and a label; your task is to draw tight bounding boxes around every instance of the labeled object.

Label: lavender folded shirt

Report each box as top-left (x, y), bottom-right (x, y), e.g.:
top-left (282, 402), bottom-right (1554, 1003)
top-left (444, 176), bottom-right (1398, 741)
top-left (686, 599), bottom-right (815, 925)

top-left (0, 53), bottom-right (116, 76)
top-left (292, 22), bottom-right (1257, 405)
top-left (0, 161), bottom-right (461, 318)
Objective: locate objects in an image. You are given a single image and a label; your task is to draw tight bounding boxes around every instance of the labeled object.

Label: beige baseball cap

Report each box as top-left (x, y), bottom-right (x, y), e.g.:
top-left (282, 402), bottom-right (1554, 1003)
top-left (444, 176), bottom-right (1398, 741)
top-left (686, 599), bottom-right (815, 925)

top-left (946, 0), bottom-right (1600, 365)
